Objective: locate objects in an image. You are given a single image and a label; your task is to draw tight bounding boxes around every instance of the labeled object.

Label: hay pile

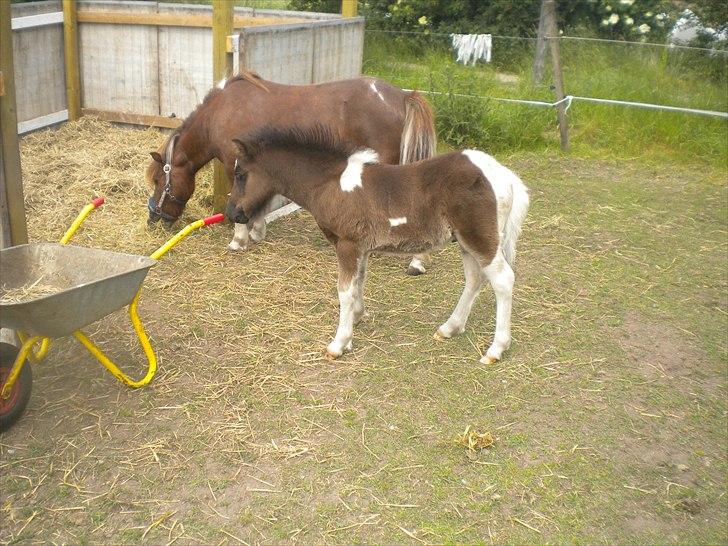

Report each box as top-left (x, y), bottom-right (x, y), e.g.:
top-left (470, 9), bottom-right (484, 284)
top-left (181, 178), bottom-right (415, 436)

top-left (19, 116), bottom-right (214, 254)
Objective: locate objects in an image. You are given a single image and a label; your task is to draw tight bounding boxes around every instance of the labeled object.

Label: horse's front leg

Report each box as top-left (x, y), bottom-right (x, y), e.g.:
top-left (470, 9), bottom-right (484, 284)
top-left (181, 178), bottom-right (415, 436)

top-left (228, 213), bottom-right (265, 252)
top-left (326, 241), bottom-right (362, 360)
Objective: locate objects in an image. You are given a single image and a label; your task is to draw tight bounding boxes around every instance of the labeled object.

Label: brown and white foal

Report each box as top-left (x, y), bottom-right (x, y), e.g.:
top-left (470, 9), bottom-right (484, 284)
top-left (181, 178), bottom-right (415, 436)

top-left (226, 126), bottom-right (529, 363)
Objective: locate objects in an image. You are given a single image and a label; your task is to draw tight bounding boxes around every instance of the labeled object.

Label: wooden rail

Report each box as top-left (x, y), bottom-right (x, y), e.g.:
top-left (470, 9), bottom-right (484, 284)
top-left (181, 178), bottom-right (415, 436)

top-left (81, 109), bottom-right (182, 129)
top-left (76, 11), bottom-right (304, 28)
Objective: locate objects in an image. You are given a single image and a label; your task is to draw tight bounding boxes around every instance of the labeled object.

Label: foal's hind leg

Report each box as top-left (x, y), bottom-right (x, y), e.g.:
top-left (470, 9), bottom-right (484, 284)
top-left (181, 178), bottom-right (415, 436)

top-left (480, 250), bottom-right (515, 364)
top-left (435, 248), bottom-right (483, 339)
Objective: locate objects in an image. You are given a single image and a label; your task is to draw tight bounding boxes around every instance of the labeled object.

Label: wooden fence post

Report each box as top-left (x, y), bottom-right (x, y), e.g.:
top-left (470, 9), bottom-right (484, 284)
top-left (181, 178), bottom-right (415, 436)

top-left (0, 0), bottom-right (28, 246)
top-left (212, 0), bottom-right (233, 214)
top-left (62, 0), bottom-right (81, 121)
top-left (544, 0), bottom-right (569, 151)
top-left (532, 0), bottom-right (548, 84)
top-left (341, 1), bottom-right (357, 18)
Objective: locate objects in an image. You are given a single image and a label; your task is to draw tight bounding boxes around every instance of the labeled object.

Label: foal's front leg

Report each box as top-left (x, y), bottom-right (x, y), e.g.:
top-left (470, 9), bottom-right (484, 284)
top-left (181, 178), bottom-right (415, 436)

top-left (326, 242), bottom-right (362, 360)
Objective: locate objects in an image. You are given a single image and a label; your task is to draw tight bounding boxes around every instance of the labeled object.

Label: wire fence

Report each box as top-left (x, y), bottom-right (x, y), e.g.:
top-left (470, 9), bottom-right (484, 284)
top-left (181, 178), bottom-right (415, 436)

top-left (365, 29), bottom-right (728, 151)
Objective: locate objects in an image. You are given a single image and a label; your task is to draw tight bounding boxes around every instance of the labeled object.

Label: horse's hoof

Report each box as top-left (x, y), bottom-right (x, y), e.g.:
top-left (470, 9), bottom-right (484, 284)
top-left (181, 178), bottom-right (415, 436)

top-left (407, 265), bottom-right (426, 276)
top-left (480, 354), bottom-right (499, 365)
top-left (433, 330), bottom-right (448, 341)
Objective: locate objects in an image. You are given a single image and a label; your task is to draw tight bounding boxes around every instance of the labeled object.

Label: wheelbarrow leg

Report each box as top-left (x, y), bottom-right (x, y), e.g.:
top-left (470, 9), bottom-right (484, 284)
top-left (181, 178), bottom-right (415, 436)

top-left (72, 289), bottom-right (157, 389)
top-left (16, 332), bottom-right (51, 363)
top-left (1, 335), bottom-right (42, 400)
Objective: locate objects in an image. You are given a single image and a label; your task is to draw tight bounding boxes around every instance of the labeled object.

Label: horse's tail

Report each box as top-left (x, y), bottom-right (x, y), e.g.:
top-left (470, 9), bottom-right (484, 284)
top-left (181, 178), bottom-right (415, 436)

top-left (400, 91), bottom-right (436, 165)
top-left (502, 172), bottom-right (529, 267)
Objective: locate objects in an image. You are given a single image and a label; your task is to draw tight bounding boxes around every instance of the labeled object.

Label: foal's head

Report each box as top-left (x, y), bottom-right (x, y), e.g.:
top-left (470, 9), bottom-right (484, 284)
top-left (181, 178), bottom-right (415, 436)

top-left (226, 125), bottom-right (356, 225)
top-left (146, 133), bottom-right (196, 226)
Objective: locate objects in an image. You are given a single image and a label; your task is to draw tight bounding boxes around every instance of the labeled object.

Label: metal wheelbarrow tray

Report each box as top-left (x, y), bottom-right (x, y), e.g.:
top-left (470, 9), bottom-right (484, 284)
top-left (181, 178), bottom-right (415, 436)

top-left (0, 243), bottom-right (156, 338)
top-left (0, 196), bottom-right (225, 432)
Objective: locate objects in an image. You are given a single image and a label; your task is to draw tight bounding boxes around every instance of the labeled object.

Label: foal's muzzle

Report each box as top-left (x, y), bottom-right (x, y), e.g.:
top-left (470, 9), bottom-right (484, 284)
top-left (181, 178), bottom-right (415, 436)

top-left (225, 202), bottom-right (248, 225)
top-left (147, 196), bottom-right (178, 227)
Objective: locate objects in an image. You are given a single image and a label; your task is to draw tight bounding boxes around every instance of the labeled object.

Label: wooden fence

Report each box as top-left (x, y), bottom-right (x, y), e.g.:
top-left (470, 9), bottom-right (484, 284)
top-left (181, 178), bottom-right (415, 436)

top-left (10, 0), bottom-right (364, 134)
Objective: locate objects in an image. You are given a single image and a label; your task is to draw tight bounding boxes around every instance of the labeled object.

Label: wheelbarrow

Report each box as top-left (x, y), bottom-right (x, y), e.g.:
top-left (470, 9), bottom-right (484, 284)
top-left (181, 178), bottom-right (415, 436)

top-left (0, 197), bottom-right (225, 431)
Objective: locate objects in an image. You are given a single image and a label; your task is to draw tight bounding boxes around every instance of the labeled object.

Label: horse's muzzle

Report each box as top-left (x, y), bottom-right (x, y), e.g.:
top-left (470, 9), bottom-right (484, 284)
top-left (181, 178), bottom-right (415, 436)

top-left (147, 197), bottom-right (178, 228)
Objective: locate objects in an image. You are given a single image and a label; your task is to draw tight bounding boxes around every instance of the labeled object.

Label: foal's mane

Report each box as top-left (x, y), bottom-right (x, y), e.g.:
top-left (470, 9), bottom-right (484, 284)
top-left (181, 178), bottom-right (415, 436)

top-left (244, 124), bottom-right (357, 163)
top-left (146, 70), bottom-right (268, 186)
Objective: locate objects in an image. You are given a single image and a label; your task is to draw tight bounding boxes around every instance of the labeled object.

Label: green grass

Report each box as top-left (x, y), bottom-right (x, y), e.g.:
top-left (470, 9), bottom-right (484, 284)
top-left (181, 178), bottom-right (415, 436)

top-left (363, 32), bottom-right (728, 166)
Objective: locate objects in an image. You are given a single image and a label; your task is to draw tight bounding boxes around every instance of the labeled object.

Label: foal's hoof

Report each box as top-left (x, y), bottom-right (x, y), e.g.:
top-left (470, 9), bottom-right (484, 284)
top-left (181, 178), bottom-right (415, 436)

top-left (433, 330), bottom-right (448, 342)
top-left (228, 240), bottom-right (247, 252)
top-left (325, 350), bottom-right (339, 361)
top-left (406, 265), bottom-right (426, 276)
top-left (480, 354), bottom-right (500, 365)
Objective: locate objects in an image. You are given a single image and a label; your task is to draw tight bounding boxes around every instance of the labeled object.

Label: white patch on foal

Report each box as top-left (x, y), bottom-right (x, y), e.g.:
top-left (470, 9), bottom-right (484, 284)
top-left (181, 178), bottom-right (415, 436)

top-left (388, 217), bottom-right (407, 227)
top-left (216, 77), bottom-right (227, 90)
top-left (369, 81), bottom-right (386, 102)
top-left (340, 149), bottom-right (379, 192)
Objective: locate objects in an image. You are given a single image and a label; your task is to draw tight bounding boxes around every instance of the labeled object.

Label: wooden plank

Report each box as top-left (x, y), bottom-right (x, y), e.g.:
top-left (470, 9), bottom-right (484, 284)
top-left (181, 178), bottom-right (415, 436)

top-left (62, 0), bottom-right (81, 121)
top-left (77, 11), bottom-right (304, 29)
top-left (81, 108), bottom-right (182, 129)
top-left (240, 25), bottom-right (315, 85)
top-left (312, 20), bottom-right (363, 83)
top-left (18, 109), bottom-right (68, 135)
top-left (11, 11), bottom-right (64, 31)
top-left (158, 26), bottom-right (212, 118)
top-left (0, 0), bottom-right (28, 245)
top-left (212, 0), bottom-right (233, 214)
top-left (13, 23), bottom-right (66, 123)
top-left (78, 2), bottom-right (159, 117)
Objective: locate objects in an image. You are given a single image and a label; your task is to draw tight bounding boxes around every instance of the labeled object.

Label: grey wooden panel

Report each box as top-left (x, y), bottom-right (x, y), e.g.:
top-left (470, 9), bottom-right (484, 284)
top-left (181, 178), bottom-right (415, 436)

top-left (241, 25), bottom-right (315, 85)
top-left (158, 27), bottom-right (213, 119)
top-left (12, 24), bottom-right (66, 123)
top-left (312, 20), bottom-right (364, 83)
top-left (78, 1), bottom-right (159, 115)
top-left (10, 0), bottom-right (61, 18)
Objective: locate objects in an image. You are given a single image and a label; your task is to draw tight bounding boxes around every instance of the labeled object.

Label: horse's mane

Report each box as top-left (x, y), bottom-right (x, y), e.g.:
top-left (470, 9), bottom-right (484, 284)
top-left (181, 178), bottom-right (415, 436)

top-left (243, 124), bottom-right (357, 163)
top-left (146, 70), bottom-right (268, 186)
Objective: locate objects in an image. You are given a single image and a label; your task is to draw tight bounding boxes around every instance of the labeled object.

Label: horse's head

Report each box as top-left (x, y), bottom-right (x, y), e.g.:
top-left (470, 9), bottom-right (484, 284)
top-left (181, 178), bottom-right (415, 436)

top-left (146, 134), bottom-right (195, 227)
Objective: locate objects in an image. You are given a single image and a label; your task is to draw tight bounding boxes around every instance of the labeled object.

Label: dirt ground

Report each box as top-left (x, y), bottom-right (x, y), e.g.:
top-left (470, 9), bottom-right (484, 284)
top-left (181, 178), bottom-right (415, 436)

top-left (1, 119), bottom-right (726, 544)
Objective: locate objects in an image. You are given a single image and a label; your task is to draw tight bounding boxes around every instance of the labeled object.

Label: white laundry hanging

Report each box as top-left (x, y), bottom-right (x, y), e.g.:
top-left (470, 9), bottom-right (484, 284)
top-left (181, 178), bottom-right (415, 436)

top-left (451, 34), bottom-right (492, 65)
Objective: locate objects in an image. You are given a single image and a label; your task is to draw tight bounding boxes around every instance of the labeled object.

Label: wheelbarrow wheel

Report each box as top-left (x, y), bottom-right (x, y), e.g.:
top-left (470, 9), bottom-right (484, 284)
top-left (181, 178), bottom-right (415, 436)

top-left (0, 342), bottom-right (32, 433)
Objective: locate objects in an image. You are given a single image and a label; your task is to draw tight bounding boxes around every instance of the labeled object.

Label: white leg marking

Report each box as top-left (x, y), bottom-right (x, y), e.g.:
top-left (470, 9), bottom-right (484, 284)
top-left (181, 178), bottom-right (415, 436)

top-left (217, 77), bottom-right (227, 90)
top-left (228, 222), bottom-right (250, 251)
top-left (389, 217), bottom-right (407, 227)
top-left (437, 250), bottom-right (484, 339)
top-left (480, 250), bottom-right (514, 364)
top-left (327, 282), bottom-right (357, 358)
top-left (407, 255), bottom-right (427, 274)
top-left (340, 149), bottom-right (379, 192)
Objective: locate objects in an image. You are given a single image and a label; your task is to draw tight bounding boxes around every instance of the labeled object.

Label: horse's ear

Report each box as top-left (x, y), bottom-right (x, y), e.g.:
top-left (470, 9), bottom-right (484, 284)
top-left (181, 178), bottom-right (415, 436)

top-left (150, 152), bottom-right (164, 164)
top-left (232, 138), bottom-right (252, 162)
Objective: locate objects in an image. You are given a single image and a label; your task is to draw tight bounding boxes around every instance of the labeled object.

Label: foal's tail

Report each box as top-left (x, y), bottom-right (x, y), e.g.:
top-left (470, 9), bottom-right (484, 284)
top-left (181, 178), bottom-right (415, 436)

top-left (502, 173), bottom-right (530, 267)
top-left (400, 91), bottom-right (437, 164)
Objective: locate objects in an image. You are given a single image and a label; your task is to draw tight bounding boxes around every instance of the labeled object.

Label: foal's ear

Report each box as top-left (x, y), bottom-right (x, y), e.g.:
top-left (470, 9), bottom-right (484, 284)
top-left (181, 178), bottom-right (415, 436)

top-left (232, 138), bottom-right (252, 162)
top-left (150, 152), bottom-right (164, 164)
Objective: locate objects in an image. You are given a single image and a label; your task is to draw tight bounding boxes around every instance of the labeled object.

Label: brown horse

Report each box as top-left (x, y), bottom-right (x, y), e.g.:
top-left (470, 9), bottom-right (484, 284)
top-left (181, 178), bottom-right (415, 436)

top-left (226, 126), bottom-right (529, 363)
top-left (146, 71), bottom-right (436, 274)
